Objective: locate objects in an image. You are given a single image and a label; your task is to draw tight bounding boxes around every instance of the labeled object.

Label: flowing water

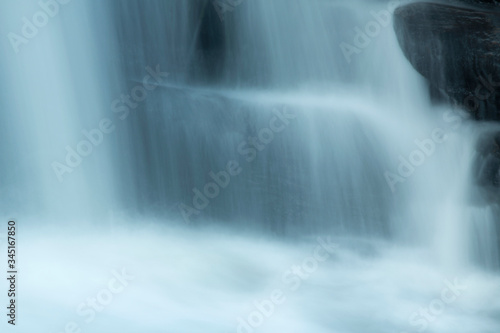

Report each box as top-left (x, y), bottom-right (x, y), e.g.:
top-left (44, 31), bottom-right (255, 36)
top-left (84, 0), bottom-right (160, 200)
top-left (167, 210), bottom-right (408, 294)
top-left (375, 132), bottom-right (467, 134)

top-left (1, 0), bottom-right (500, 332)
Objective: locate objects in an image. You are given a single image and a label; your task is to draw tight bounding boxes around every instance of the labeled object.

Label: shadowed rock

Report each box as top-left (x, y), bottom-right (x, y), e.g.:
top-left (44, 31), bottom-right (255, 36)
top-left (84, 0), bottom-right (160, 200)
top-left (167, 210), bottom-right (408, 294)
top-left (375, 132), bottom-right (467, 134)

top-left (394, 1), bottom-right (500, 204)
top-left (473, 130), bottom-right (500, 204)
top-left (393, 1), bottom-right (500, 120)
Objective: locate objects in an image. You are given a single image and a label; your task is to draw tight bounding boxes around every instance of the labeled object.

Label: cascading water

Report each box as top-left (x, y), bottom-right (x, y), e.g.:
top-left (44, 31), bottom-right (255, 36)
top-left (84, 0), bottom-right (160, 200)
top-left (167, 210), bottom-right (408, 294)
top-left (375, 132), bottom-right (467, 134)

top-left (1, 0), bottom-right (499, 332)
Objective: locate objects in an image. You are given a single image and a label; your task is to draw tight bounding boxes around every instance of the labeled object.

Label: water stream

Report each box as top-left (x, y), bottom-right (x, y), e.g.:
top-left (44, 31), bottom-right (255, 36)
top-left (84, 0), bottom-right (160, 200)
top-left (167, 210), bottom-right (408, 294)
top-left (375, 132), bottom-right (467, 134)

top-left (1, 0), bottom-right (499, 332)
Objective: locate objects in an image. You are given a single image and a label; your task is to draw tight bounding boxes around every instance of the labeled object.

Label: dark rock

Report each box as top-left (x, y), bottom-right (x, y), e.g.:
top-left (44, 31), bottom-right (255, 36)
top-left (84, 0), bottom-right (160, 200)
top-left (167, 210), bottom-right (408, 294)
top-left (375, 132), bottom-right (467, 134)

top-left (472, 131), bottom-right (500, 204)
top-left (393, 1), bottom-right (500, 207)
top-left (393, 1), bottom-right (500, 120)
top-left (446, 0), bottom-right (500, 6)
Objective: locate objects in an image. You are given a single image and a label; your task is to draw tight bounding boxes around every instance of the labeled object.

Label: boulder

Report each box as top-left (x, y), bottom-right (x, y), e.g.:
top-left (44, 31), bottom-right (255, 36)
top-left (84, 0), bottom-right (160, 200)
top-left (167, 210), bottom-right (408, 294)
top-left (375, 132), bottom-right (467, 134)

top-left (393, 1), bottom-right (500, 203)
top-left (472, 131), bottom-right (500, 204)
top-left (393, 1), bottom-right (500, 120)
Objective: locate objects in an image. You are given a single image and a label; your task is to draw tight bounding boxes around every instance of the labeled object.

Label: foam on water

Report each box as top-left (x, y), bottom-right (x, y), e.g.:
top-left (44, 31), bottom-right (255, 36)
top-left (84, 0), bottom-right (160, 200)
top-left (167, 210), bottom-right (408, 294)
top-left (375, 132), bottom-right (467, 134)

top-left (17, 223), bottom-right (500, 333)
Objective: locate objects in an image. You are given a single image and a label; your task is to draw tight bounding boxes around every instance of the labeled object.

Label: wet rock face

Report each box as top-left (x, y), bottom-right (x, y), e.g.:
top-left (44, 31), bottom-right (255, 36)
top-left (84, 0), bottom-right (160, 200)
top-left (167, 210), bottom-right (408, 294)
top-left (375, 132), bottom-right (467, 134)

top-left (393, 1), bottom-right (500, 203)
top-left (393, 1), bottom-right (500, 120)
top-left (459, 0), bottom-right (500, 5)
top-left (473, 131), bottom-right (500, 204)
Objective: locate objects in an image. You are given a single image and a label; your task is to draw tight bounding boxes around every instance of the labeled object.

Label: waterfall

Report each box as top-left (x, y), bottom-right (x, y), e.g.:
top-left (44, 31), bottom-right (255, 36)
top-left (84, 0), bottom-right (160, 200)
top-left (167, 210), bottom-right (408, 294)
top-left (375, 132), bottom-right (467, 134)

top-left (1, 0), bottom-right (499, 332)
top-left (0, 0), bottom-right (118, 220)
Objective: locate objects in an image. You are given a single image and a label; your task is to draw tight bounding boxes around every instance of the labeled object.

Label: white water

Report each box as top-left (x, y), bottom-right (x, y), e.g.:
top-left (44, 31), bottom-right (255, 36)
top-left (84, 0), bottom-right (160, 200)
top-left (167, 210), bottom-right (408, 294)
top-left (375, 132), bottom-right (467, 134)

top-left (1, 0), bottom-right (500, 332)
top-left (16, 224), bottom-right (500, 332)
